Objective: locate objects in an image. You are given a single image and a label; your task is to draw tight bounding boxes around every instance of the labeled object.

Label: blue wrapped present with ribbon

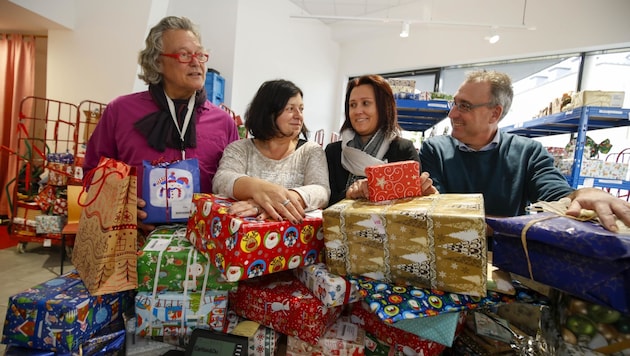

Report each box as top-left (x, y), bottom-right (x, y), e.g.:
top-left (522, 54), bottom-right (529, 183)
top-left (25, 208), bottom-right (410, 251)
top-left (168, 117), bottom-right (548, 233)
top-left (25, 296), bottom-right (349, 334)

top-left (487, 212), bottom-right (630, 315)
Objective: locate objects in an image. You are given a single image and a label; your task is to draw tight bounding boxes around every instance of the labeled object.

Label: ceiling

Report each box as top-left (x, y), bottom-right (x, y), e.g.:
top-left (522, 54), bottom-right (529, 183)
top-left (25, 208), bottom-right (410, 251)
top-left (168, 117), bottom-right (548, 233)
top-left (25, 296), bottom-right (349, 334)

top-left (0, 0), bottom-right (419, 34)
top-left (0, 0), bottom-right (62, 35)
top-left (288, 0), bottom-right (419, 18)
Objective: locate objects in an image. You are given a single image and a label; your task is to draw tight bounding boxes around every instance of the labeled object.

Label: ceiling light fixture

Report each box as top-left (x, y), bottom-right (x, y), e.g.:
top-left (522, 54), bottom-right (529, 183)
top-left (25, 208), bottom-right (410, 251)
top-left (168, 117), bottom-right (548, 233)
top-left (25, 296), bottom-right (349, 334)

top-left (484, 26), bottom-right (500, 44)
top-left (400, 21), bottom-right (410, 38)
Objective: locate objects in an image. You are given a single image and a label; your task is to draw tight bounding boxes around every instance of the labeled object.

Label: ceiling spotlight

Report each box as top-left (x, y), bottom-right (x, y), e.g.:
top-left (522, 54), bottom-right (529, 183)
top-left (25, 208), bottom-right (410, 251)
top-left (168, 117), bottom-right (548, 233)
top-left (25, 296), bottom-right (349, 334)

top-left (400, 21), bottom-right (410, 38)
top-left (488, 34), bottom-right (500, 44)
top-left (484, 27), bottom-right (500, 44)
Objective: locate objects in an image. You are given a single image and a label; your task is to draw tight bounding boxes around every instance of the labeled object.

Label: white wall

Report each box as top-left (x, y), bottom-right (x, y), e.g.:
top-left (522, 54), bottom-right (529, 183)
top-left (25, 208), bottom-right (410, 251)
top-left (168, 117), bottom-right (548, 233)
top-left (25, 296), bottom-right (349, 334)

top-left (229, 0), bottom-right (340, 141)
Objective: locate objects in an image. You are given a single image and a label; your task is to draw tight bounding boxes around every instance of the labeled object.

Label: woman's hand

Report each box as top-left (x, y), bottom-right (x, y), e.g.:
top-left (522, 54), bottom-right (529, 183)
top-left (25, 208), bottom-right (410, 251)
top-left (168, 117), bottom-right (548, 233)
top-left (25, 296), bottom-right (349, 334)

top-left (345, 178), bottom-right (369, 200)
top-left (231, 180), bottom-right (306, 225)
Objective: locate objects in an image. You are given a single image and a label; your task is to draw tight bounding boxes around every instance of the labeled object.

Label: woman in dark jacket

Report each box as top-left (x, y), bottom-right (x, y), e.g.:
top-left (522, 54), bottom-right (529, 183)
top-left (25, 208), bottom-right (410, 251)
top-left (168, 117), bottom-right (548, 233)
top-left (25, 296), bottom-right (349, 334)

top-left (325, 74), bottom-right (438, 206)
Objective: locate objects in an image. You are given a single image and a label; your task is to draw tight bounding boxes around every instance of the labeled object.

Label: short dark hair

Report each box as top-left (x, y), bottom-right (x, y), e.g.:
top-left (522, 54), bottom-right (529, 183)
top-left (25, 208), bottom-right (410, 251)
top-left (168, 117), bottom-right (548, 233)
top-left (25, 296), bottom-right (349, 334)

top-left (341, 74), bottom-right (401, 137)
top-left (245, 79), bottom-right (309, 140)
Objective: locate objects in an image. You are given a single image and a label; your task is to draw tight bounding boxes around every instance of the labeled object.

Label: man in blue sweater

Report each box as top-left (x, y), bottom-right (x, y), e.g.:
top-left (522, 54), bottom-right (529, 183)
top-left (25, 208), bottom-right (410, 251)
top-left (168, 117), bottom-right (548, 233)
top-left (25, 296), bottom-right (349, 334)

top-left (420, 70), bottom-right (630, 232)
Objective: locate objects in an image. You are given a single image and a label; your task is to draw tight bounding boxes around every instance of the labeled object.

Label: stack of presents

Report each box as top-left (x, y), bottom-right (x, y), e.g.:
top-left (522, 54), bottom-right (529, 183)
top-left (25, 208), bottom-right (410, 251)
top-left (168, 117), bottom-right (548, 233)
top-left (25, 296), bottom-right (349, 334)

top-left (2, 158), bottom-right (629, 355)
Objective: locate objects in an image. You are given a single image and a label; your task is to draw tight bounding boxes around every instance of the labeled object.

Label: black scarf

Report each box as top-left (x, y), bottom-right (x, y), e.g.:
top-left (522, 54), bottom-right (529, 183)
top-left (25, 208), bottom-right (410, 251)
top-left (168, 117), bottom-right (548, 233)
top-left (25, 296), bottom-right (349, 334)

top-left (134, 83), bottom-right (207, 152)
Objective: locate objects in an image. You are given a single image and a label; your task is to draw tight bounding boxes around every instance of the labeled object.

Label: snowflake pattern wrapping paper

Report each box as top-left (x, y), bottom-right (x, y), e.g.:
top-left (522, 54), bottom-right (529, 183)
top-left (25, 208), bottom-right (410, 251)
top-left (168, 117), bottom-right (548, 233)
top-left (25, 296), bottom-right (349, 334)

top-left (323, 194), bottom-right (487, 297)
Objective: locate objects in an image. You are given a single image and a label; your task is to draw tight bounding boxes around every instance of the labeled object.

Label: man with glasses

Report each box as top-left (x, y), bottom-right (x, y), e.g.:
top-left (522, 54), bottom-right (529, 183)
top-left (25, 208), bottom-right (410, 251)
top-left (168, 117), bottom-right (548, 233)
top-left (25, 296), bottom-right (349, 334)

top-left (84, 16), bottom-right (239, 232)
top-left (420, 70), bottom-right (630, 232)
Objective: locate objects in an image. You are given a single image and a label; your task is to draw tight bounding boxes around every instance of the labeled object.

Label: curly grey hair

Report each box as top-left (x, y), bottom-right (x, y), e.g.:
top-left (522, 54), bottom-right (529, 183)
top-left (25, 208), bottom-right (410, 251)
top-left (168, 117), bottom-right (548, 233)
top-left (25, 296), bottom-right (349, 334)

top-left (137, 16), bottom-right (203, 85)
top-left (465, 70), bottom-right (513, 121)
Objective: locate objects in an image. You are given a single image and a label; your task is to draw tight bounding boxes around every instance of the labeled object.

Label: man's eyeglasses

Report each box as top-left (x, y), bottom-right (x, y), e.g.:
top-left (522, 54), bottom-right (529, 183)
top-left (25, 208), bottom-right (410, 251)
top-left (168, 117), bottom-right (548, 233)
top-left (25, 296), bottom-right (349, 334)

top-left (160, 52), bottom-right (210, 63)
top-left (448, 100), bottom-right (495, 113)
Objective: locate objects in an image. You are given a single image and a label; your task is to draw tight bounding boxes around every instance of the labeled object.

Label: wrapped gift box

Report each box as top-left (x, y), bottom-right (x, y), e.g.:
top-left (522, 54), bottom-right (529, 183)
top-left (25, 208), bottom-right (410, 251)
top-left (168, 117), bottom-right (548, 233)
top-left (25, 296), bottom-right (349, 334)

top-left (365, 160), bottom-right (421, 202)
top-left (222, 311), bottom-right (281, 356)
top-left (134, 289), bottom-right (228, 341)
top-left (286, 316), bottom-right (365, 356)
top-left (137, 225), bottom-right (237, 293)
top-left (487, 213), bottom-right (630, 314)
top-left (35, 215), bottom-right (66, 234)
top-left (13, 201), bottom-right (42, 236)
top-left (350, 303), bottom-right (464, 355)
top-left (571, 90), bottom-right (625, 108)
top-left (296, 263), bottom-right (361, 307)
top-left (1, 270), bottom-right (133, 353)
top-left (186, 193), bottom-right (325, 282)
top-left (352, 276), bottom-right (513, 346)
top-left (323, 194), bottom-right (487, 296)
top-left (229, 271), bottom-right (343, 345)
top-left (142, 158), bottom-right (200, 224)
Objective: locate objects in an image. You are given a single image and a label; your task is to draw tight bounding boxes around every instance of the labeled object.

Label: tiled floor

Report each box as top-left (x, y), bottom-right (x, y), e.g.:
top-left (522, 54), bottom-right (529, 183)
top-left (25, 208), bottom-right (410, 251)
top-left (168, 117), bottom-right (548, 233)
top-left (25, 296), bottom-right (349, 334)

top-left (0, 242), bottom-right (73, 354)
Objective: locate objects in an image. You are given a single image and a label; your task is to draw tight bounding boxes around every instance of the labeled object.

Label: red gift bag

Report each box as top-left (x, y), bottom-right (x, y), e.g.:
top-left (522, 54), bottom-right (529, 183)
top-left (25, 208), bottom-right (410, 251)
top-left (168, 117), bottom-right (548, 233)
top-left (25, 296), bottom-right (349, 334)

top-left (72, 157), bottom-right (138, 295)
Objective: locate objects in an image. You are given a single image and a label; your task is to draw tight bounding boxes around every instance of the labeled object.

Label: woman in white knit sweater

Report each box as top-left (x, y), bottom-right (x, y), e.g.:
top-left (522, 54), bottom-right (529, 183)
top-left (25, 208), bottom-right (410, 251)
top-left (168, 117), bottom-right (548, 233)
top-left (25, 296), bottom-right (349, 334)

top-left (212, 79), bottom-right (330, 225)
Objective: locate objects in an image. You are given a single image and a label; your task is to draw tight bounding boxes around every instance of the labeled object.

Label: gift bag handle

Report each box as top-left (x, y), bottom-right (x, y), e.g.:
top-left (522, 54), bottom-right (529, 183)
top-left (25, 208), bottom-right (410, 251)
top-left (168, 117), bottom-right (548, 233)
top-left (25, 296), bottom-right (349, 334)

top-left (78, 158), bottom-right (127, 208)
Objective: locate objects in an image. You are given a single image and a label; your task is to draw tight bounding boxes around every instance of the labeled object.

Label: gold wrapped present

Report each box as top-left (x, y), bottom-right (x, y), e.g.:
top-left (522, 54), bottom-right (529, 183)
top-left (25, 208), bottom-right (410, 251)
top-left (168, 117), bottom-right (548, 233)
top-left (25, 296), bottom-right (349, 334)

top-left (323, 194), bottom-right (487, 297)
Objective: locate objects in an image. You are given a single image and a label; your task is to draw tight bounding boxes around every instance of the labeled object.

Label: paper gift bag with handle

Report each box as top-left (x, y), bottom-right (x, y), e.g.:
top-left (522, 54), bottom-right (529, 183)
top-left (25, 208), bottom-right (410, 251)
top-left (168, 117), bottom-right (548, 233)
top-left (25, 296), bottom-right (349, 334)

top-left (72, 156), bottom-right (138, 295)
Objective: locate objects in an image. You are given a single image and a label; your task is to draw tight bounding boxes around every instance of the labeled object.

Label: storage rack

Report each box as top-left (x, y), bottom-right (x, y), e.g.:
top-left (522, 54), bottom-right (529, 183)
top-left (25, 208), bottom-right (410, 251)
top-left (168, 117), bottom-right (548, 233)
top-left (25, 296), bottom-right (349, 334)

top-left (396, 99), bottom-right (450, 132)
top-left (501, 106), bottom-right (630, 190)
top-left (7, 96), bottom-right (105, 258)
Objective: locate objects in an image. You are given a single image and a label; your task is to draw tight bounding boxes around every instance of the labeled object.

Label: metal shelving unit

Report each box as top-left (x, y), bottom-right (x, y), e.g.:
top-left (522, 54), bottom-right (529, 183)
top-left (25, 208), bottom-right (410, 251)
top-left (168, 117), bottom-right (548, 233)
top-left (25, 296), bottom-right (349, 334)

top-left (501, 106), bottom-right (630, 189)
top-left (396, 99), bottom-right (450, 132)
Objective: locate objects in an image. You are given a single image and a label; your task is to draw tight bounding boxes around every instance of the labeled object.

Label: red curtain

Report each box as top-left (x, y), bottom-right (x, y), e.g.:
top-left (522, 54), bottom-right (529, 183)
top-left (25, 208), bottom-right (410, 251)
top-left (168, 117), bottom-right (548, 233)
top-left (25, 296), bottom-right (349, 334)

top-left (0, 34), bottom-right (36, 217)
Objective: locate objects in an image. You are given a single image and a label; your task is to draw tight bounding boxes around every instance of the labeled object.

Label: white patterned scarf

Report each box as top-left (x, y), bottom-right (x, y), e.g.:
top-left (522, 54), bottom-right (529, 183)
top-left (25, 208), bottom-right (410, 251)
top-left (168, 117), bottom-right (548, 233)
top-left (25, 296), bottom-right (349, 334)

top-left (340, 128), bottom-right (395, 188)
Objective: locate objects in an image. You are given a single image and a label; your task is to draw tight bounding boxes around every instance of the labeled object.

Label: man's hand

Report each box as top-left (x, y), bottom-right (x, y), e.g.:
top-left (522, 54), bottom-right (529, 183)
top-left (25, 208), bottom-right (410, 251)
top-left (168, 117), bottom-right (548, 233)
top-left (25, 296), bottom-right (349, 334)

top-left (420, 172), bottom-right (439, 196)
top-left (136, 198), bottom-right (155, 234)
top-left (566, 187), bottom-right (630, 232)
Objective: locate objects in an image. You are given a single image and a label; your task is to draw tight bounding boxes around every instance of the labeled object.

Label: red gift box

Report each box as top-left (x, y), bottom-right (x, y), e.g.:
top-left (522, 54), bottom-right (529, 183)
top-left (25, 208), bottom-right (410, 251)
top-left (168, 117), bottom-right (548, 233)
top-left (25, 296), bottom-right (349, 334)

top-left (365, 160), bottom-right (421, 202)
top-left (350, 303), bottom-right (465, 355)
top-left (186, 193), bottom-right (325, 282)
top-left (229, 272), bottom-right (343, 345)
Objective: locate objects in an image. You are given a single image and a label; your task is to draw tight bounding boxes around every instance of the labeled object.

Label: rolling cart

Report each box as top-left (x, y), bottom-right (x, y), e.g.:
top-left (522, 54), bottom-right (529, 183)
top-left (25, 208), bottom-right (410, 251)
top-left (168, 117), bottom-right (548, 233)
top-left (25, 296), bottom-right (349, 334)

top-left (5, 96), bottom-right (105, 270)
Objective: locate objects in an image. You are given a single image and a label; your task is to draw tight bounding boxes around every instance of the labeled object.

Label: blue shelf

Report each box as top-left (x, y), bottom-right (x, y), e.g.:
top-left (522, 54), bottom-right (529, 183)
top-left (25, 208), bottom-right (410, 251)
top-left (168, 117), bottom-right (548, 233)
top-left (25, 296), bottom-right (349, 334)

top-left (503, 106), bottom-right (630, 190)
top-left (396, 99), bottom-right (450, 132)
top-left (501, 106), bottom-right (630, 138)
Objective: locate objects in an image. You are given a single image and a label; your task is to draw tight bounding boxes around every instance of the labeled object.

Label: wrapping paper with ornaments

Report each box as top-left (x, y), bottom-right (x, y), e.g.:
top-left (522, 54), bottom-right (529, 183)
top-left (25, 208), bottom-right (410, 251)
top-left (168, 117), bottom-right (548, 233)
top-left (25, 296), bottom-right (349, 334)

top-left (556, 293), bottom-right (630, 355)
top-left (486, 213), bottom-right (630, 314)
top-left (286, 316), bottom-right (366, 356)
top-left (228, 271), bottom-right (344, 345)
top-left (142, 158), bottom-right (200, 224)
top-left (296, 263), bottom-right (362, 307)
top-left (365, 160), bottom-right (421, 202)
top-left (34, 185), bottom-right (57, 213)
top-left (351, 276), bottom-right (514, 346)
top-left (1, 270), bottom-right (133, 353)
top-left (46, 152), bottom-right (74, 186)
top-left (72, 156), bottom-right (138, 295)
top-left (35, 214), bottom-right (66, 234)
top-left (137, 225), bottom-right (237, 293)
top-left (134, 289), bottom-right (228, 341)
top-left (349, 302), bottom-right (465, 356)
top-left (323, 194), bottom-right (487, 297)
top-left (186, 193), bottom-right (325, 282)
top-left (221, 311), bottom-right (281, 356)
